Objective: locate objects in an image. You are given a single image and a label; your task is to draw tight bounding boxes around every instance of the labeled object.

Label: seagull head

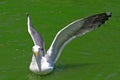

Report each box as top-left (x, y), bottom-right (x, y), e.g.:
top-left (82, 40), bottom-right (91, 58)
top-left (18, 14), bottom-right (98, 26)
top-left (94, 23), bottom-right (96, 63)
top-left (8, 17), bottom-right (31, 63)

top-left (32, 45), bottom-right (43, 58)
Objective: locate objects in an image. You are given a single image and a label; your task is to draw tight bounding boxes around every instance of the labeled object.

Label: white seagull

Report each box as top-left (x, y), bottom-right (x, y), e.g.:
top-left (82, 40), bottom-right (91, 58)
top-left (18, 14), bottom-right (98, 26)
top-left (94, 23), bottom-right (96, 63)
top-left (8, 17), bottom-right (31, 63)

top-left (27, 12), bottom-right (111, 75)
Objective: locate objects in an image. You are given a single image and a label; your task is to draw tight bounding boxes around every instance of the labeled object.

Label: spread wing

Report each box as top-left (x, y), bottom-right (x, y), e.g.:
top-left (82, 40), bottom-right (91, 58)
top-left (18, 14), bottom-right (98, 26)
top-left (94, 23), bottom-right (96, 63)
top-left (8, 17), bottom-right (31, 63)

top-left (46, 12), bottom-right (112, 64)
top-left (27, 13), bottom-right (44, 49)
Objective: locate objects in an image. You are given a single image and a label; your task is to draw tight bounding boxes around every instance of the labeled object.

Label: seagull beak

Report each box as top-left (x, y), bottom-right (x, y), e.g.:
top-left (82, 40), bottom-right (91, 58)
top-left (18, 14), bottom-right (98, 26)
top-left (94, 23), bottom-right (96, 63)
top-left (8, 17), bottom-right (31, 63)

top-left (34, 51), bottom-right (39, 58)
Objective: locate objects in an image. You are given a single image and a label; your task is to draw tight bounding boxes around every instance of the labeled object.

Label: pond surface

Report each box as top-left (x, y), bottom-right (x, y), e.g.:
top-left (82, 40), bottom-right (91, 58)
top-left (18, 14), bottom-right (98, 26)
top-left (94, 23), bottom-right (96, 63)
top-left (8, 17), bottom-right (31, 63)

top-left (0, 0), bottom-right (120, 80)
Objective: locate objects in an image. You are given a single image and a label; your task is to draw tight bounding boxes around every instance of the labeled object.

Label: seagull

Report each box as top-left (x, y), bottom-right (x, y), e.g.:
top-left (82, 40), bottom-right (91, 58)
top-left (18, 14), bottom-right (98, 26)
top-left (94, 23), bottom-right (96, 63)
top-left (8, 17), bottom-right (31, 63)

top-left (27, 12), bottom-right (111, 75)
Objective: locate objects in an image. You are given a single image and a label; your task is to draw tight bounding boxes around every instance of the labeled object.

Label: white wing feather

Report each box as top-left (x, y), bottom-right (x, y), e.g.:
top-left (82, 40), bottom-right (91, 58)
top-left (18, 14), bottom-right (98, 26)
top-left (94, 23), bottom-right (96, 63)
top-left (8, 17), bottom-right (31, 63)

top-left (46, 12), bottom-right (112, 64)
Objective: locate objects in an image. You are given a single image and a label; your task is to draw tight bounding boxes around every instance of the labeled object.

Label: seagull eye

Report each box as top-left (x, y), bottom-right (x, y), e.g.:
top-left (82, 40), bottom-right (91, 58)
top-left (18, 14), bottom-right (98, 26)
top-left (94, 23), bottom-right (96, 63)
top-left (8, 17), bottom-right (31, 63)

top-left (38, 48), bottom-right (43, 53)
top-left (40, 48), bottom-right (44, 51)
top-left (39, 48), bottom-right (44, 56)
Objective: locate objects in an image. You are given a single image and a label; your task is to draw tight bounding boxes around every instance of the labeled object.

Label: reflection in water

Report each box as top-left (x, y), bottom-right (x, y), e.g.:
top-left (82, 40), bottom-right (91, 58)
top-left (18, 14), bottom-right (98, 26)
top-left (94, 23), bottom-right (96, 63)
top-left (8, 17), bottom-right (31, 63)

top-left (28, 62), bottom-right (119, 80)
top-left (28, 71), bottom-right (55, 80)
top-left (28, 73), bottom-right (41, 80)
top-left (27, 63), bottom-right (97, 80)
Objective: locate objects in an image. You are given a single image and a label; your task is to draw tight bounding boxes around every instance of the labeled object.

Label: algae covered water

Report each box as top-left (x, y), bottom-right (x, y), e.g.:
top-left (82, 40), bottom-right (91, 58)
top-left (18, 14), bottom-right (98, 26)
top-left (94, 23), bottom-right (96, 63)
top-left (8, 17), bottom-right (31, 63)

top-left (0, 0), bottom-right (120, 80)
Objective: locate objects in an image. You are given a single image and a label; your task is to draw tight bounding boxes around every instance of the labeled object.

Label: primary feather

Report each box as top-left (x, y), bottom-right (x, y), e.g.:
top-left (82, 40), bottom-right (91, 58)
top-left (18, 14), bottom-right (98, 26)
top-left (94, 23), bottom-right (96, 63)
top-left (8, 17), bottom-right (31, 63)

top-left (46, 12), bottom-right (112, 64)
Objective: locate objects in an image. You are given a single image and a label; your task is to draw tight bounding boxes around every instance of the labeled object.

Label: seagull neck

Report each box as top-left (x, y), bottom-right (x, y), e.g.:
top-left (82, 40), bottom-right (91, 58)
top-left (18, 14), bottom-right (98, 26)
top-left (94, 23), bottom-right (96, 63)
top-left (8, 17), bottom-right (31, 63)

top-left (34, 54), bottom-right (42, 71)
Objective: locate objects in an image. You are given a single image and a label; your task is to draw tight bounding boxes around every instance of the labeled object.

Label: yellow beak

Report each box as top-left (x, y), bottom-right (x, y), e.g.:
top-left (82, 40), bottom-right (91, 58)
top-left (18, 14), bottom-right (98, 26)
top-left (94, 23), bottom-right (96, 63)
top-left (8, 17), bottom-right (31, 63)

top-left (34, 51), bottom-right (39, 58)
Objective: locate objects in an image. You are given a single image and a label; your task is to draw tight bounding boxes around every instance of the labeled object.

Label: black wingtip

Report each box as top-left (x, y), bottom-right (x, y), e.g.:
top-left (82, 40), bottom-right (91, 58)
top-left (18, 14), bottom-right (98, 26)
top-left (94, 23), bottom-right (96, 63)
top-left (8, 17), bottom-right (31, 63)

top-left (26, 12), bottom-right (29, 17)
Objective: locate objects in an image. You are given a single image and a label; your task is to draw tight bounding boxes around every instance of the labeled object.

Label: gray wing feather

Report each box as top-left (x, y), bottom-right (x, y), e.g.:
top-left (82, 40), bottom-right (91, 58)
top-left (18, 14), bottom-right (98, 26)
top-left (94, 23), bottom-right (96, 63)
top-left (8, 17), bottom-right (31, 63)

top-left (27, 14), bottom-right (44, 48)
top-left (47, 12), bottom-right (112, 64)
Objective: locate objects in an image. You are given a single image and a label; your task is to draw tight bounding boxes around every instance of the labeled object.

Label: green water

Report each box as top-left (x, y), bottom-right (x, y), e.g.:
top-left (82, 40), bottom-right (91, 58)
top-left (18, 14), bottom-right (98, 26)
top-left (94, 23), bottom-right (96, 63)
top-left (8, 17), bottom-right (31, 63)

top-left (0, 0), bottom-right (120, 80)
